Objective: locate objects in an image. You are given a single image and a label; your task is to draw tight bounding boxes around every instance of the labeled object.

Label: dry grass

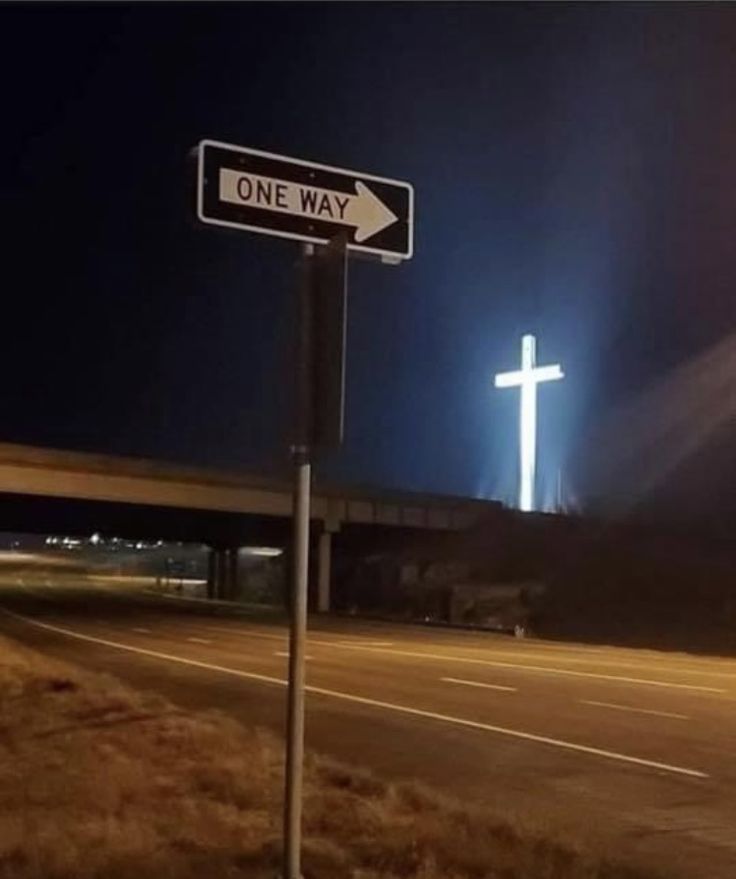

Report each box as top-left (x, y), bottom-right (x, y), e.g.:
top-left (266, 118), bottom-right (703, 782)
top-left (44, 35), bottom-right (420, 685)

top-left (0, 634), bottom-right (657, 879)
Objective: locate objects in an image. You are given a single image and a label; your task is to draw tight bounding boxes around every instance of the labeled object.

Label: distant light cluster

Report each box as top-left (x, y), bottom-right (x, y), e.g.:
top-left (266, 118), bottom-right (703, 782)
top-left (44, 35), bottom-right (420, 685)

top-left (45, 535), bottom-right (167, 551)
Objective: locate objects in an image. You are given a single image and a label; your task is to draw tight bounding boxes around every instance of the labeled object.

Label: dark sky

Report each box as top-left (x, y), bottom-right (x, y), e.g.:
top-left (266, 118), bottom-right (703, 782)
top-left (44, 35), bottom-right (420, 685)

top-left (1, 2), bottom-right (736, 520)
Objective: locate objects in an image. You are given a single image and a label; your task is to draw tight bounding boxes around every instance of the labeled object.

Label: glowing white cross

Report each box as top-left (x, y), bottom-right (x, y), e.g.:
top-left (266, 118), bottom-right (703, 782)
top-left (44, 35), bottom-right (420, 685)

top-left (494, 334), bottom-right (564, 512)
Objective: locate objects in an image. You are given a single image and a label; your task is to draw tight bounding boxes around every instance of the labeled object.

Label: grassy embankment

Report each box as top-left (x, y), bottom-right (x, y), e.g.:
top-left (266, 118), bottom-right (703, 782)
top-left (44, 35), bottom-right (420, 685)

top-left (0, 633), bottom-right (657, 879)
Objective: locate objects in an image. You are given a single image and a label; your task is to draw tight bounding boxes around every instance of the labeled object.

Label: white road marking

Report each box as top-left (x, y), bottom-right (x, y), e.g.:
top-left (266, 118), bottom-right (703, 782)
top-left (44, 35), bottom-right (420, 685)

top-left (201, 626), bottom-right (286, 643)
top-left (580, 700), bottom-right (690, 720)
top-left (201, 626), bottom-right (394, 651)
top-left (201, 619), bottom-right (736, 681)
top-left (321, 643), bottom-right (727, 693)
top-left (187, 637), bottom-right (212, 645)
top-left (275, 651), bottom-right (313, 660)
top-left (466, 647), bottom-right (736, 680)
top-left (192, 625), bottom-right (736, 682)
top-left (0, 608), bottom-right (708, 780)
top-left (132, 627), bottom-right (152, 635)
top-left (441, 676), bottom-right (517, 693)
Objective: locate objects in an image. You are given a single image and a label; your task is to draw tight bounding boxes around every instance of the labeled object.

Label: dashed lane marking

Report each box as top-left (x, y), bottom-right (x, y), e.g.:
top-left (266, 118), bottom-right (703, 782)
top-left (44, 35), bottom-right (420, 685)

top-left (320, 642), bottom-right (727, 694)
top-left (442, 676), bottom-right (517, 693)
top-left (580, 700), bottom-right (690, 720)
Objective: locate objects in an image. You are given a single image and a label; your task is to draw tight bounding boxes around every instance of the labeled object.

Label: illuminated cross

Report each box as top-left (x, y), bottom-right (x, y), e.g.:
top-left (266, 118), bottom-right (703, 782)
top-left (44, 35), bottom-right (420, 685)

top-left (494, 334), bottom-right (564, 512)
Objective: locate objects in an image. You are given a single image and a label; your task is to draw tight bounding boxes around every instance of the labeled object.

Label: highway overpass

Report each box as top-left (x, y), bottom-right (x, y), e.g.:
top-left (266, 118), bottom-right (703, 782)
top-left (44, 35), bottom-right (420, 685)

top-left (0, 442), bottom-right (496, 610)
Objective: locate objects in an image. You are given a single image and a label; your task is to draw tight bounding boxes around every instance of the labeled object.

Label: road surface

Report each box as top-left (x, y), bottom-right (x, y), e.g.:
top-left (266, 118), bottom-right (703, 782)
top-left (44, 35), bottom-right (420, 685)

top-left (2, 579), bottom-right (736, 878)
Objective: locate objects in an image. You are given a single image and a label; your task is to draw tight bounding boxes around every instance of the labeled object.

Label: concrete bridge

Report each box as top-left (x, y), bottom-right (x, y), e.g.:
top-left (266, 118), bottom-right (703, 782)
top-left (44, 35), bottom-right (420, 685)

top-left (0, 442), bottom-right (495, 610)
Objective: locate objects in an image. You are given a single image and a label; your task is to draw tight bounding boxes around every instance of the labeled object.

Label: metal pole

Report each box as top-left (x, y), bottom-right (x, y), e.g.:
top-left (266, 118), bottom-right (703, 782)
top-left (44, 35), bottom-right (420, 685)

top-left (284, 452), bottom-right (310, 879)
top-left (284, 244), bottom-right (314, 879)
top-left (317, 529), bottom-right (331, 613)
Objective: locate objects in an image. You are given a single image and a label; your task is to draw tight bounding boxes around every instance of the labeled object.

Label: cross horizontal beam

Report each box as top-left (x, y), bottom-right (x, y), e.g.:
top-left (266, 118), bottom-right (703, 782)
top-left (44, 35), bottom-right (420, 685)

top-left (494, 364), bottom-right (564, 388)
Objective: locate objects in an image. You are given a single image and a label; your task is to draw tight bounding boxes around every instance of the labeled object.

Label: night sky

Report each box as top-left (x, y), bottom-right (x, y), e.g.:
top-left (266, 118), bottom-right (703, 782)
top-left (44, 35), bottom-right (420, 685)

top-left (2, 3), bottom-right (736, 521)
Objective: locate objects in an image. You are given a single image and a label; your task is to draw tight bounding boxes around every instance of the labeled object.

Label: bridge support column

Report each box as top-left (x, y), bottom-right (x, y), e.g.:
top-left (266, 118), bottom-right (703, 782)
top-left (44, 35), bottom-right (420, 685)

top-left (208, 547), bottom-right (236, 601)
top-left (207, 548), bottom-right (216, 599)
top-left (226, 547), bottom-right (240, 601)
top-left (317, 529), bottom-right (332, 614)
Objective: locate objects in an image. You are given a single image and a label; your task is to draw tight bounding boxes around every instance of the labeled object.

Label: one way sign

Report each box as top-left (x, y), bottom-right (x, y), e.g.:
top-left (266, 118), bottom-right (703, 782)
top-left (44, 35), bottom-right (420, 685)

top-left (196, 140), bottom-right (414, 261)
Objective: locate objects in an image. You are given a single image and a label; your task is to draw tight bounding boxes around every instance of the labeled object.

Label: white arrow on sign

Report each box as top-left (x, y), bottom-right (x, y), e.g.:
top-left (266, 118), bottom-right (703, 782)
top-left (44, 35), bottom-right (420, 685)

top-left (219, 168), bottom-right (398, 243)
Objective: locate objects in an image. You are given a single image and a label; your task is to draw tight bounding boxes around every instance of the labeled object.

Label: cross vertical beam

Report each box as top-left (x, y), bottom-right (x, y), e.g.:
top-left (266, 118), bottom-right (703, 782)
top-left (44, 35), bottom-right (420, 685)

top-left (519, 334), bottom-right (537, 513)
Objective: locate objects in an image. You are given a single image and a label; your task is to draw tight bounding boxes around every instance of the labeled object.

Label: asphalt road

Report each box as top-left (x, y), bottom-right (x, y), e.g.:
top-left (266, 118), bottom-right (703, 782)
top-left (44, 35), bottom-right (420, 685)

top-left (2, 578), bottom-right (736, 878)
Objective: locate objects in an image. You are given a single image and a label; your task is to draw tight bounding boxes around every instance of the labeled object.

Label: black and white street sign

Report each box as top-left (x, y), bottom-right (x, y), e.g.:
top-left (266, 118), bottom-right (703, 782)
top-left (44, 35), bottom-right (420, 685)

top-left (196, 139), bottom-right (413, 261)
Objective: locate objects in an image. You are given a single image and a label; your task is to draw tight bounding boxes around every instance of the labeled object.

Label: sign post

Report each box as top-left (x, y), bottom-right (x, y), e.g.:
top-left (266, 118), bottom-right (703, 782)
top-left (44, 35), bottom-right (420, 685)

top-left (193, 139), bottom-right (413, 879)
top-left (284, 242), bottom-right (314, 879)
